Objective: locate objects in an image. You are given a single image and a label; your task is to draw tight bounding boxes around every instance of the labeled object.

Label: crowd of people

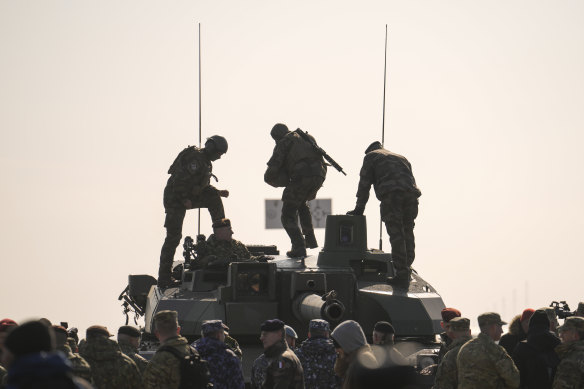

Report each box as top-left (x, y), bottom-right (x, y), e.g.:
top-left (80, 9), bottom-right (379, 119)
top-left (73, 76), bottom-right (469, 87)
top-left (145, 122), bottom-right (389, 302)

top-left (0, 302), bottom-right (583, 388)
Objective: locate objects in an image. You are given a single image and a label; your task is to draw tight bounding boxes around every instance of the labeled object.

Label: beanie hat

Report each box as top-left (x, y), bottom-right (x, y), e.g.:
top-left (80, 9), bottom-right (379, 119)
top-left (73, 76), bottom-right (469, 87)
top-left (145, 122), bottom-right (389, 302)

top-left (4, 321), bottom-right (55, 358)
top-left (331, 320), bottom-right (367, 354)
top-left (520, 309), bottom-right (535, 323)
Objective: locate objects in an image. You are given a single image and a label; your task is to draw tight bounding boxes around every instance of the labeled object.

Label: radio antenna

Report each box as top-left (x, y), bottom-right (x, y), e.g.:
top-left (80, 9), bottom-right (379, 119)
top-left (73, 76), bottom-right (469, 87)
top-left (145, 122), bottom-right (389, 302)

top-left (379, 24), bottom-right (388, 251)
top-left (197, 22), bottom-right (202, 235)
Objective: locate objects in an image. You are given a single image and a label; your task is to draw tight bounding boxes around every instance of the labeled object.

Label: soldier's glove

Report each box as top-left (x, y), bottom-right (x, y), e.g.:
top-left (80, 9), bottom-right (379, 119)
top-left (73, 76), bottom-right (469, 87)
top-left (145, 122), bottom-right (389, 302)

top-left (347, 207), bottom-right (364, 216)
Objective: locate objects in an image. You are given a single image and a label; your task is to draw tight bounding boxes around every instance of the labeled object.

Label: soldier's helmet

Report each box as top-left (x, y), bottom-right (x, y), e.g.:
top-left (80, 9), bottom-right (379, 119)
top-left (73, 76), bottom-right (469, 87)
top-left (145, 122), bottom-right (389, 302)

top-left (270, 123), bottom-right (290, 141)
top-left (365, 141), bottom-right (382, 154)
top-left (205, 135), bottom-right (228, 155)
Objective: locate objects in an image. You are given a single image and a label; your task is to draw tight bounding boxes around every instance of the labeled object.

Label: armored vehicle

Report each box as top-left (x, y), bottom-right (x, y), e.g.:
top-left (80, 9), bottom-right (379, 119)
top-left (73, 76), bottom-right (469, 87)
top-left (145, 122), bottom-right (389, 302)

top-left (120, 214), bottom-right (446, 379)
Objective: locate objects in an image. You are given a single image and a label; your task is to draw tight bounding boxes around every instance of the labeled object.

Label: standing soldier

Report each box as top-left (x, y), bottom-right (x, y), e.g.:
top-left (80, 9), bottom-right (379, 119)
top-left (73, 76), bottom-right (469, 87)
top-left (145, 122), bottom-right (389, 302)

top-left (117, 326), bottom-right (148, 374)
top-left (552, 316), bottom-right (584, 388)
top-left (457, 312), bottom-right (519, 389)
top-left (433, 317), bottom-right (472, 389)
top-left (264, 123), bottom-right (327, 257)
top-left (52, 325), bottom-right (93, 383)
top-left (158, 136), bottom-right (229, 288)
top-left (143, 310), bottom-right (210, 389)
top-left (347, 141), bottom-right (421, 288)
top-left (295, 319), bottom-right (340, 389)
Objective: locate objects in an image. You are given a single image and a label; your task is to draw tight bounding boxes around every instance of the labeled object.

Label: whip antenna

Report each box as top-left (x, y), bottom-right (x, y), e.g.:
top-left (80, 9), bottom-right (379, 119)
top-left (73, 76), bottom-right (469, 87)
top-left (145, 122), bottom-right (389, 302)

top-left (379, 24), bottom-right (388, 251)
top-left (197, 22), bottom-right (202, 235)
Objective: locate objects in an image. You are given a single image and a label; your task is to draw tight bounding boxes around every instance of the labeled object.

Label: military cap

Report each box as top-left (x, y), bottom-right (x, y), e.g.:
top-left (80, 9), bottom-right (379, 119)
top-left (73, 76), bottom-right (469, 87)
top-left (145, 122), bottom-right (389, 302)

top-left (154, 310), bottom-right (178, 324)
top-left (520, 308), bottom-right (535, 323)
top-left (285, 325), bottom-right (298, 339)
top-left (373, 321), bottom-right (395, 334)
top-left (51, 325), bottom-right (68, 337)
top-left (86, 325), bottom-right (112, 338)
top-left (212, 218), bottom-right (231, 229)
top-left (0, 318), bottom-right (17, 333)
top-left (449, 317), bottom-right (470, 331)
top-left (441, 308), bottom-right (461, 323)
top-left (118, 325), bottom-right (141, 338)
top-left (260, 319), bottom-right (284, 332)
top-left (309, 319), bottom-right (330, 332)
top-left (202, 320), bottom-right (224, 336)
top-left (577, 302), bottom-right (584, 316)
top-left (477, 312), bottom-right (507, 327)
top-left (558, 317), bottom-right (584, 332)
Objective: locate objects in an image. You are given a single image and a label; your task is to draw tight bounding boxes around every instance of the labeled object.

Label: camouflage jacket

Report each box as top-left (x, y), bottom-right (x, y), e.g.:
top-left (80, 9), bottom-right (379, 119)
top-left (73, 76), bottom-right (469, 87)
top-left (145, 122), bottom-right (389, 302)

top-left (266, 131), bottom-right (326, 181)
top-left (119, 341), bottom-right (149, 374)
top-left (164, 146), bottom-right (216, 208)
top-left (434, 335), bottom-right (472, 389)
top-left (57, 343), bottom-right (93, 382)
top-left (200, 234), bottom-right (252, 262)
top-left (355, 147), bottom-right (421, 210)
top-left (252, 339), bottom-right (304, 389)
top-left (194, 336), bottom-right (244, 389)
top-left (143, 336), bottom-right (193, 389)
top-left (457, 333), bottom-right (519, 389)
top-left (295, 337), bottom-right (340, 389)
top-left (79, 336), bottom-right (141, 389)
top-left (552, 339), bottom-right (584, 389)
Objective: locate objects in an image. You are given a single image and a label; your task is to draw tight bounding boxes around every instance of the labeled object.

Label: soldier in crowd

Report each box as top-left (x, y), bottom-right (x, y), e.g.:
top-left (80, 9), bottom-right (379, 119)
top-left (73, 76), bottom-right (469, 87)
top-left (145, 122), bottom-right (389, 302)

top-left (347, 141), bottom-right (421, 288)
top-left (264, 123), bottom-right (327, 257)
top-left (499, 308), bottom-right (534, 356)
top-left (194, 320), bottom-right (244, 389)
top-left (433, 317), bottom-right (472, 389)
top-left (67, 327), bottom-right (80, 352)
top-left (117, 325), bottom-right (148, 374)
top-left (295, 319), bottom-right (340, 389)
top-left (512, 309), bottom-right (560, 389)
top-left (159, 135), bottom-right (230, 288)
top-left (457, 312), bottom-right (519, 389)
top-left (52, 325), bottom-right (93, 382)
top-left (552, 316), bottom-right (584, 388)
top-left (251, 319), bottom-right (304, 389)
top-left (80, 325), bottom-right (141, 389)
top-left (371, 321), bottom-right (408, 365)
top-left (438, 308), bottom-right (462, 363)
top-left (143, 310), bottom-right (210, 389)
top-left (285, 325), bottom-right (298, 350)
top-left (0, 318), bottom-right (17, 386)
top-left (2, 320), bottom-right (92, 389)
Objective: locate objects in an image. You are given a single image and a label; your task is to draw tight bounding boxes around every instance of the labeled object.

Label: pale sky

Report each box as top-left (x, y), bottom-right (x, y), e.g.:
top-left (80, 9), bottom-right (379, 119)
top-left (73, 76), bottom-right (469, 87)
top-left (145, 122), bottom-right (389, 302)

top-left (1, 1), bottom-right (583, 336)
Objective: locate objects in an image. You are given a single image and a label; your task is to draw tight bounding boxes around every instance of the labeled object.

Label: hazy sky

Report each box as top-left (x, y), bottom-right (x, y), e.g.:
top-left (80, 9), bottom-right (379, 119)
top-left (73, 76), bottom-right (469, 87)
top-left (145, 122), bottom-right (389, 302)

top-left (1, 1), bottom-right (583, 336)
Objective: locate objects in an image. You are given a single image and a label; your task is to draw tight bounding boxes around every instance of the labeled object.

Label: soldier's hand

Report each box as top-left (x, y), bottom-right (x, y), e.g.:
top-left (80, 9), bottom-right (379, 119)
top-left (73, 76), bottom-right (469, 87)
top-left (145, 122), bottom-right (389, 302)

top-left (182, 199), bottom-right (193, 209)
top-left (218, 190), bottom-right (229, 198)
top-left (347, 208), bottom-right (363, 216)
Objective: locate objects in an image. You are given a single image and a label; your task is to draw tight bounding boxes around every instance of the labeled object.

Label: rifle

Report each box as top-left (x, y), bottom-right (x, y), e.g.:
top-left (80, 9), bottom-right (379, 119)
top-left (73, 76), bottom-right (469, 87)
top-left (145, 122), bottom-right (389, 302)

top-left (295, 129), bottom-right (346, 176)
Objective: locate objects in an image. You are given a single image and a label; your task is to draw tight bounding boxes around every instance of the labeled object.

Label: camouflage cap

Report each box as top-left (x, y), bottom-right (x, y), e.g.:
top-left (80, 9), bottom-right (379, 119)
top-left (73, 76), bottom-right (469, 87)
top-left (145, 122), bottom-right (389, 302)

top-left (477, 312), bottom-right (507, 327)
top-left (118, 325), bottom-right (141, 338)
top-left (309, 319), bottom-right (330, 332)
top-left (260, 319), bottom-right (284, 332)
top-left (212, 218), bottom-right (231, 229)
top-left (86, 325), bottom-right (112, 338)
top-left (441, 308), bottom-right (461, 323)
top-left (284, 325), bottom-right (298, 339)
top-left (154, 310), bottom-right (178, 324)
top-left (558, 317), bottom-right (584, 333)
top-left (449, 317), bottom-right (471, 332)
top-left (202, 320), bottom-right (224, 336)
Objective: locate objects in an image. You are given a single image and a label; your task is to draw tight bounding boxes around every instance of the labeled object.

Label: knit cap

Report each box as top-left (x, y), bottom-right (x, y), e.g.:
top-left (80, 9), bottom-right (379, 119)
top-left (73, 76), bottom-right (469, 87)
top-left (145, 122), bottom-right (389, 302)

top-left (331, 320), bottom-right (367, 353)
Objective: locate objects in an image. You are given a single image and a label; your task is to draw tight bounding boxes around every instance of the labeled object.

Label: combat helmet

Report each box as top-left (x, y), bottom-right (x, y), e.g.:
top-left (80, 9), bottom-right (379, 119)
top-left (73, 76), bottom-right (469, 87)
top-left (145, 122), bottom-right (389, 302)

top-left (270, 123), bottom-right (290, 141)
top-left (205, 135), bottom-right (228, 155)
top-left (365, 141), bottom-right (382, 154)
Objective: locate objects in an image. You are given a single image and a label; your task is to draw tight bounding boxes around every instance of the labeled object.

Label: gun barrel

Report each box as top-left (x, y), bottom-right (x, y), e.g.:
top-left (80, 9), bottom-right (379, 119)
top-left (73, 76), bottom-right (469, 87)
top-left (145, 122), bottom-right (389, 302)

top-left (293, 293), bottom-right (345, 322)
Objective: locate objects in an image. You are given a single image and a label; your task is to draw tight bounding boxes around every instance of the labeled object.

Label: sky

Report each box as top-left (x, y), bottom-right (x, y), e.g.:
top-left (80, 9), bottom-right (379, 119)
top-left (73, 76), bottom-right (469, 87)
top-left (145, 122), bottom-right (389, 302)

top-left (1, 1), bottom-right (583, 338)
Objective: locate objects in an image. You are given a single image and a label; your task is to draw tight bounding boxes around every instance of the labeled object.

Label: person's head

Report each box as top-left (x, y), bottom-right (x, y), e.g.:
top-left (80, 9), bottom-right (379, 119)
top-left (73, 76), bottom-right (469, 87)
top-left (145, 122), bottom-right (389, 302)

top-left (86, 325), bottom-right (113, 342)
top-left (440, 307), bottom-right (461, 340)
top-left (478, 312), bottom-right (506, 341)
top-left (364, 141), bottom-right (382, 154)
top-left (204, 135), bottom-right (228, 161)
top-left (270, 123), bottom-right (290, 141)
top-left (2, 321), bottom-right (55, 368)
top-left (153, 310), bottom-right (180, 342)
top-left (330, 320), bottom-right (367, 358)
top-left (372, 321), bottom-right (395, 345)
top-left (284, 325), bottom-right (298, 349)
top-left (540, 307), bottom-right (560, 332)
top-left (259, 319), bottom-right (285, 350)
top-left (527, 309), bottom-right (550, 334)
top-left (576, 302), bottom-right (584, 318)
top-left (201, 320), bottom-right (226, 342)
top-left (558, 317), bottom-right (584, 344)
top-left (118, 325), bottom-right (141, 348)
top-left (212, 218), bottom-right (234, 242)
top-left (308, 319), bottom-right (330, 339)
top-left (448, 317), bottom-right (471, 339)
top-left (520, 308), bottom-right (535, 333)
top-left (51, 325), bottom-right (69, 347)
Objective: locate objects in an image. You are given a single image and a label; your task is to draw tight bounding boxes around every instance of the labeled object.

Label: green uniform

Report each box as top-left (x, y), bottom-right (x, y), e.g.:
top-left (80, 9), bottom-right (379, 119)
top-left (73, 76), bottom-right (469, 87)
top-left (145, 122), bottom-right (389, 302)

top-left (80, 336), bottom-right (141, 389)
top-left (143, 336), bottom-right (191, 389)
top-left (57, 343), bottom-right (93, 382)
top-left (434, 335), bottom-right (472, 389)
top-left (197, 234), bottom-right (253, 266)
top-left (119, 341), bottom-right (149, 374)
top-left (252, 339), bottom-right (304, 389)
top-left (457, 332), bottom-right (519, 389)
top-left (552, 339), bottom-right (584, 389)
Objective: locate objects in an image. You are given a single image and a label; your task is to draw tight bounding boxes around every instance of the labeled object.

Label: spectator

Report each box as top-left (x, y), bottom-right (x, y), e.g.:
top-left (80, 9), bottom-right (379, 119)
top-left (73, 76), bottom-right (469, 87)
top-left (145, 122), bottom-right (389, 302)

top-left (500, 309), bottom-right (535, 356)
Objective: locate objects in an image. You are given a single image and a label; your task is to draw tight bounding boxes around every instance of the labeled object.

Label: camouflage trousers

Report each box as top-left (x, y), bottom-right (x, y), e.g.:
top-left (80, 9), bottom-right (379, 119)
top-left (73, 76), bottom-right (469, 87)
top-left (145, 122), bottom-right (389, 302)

top-left (159, 191), bottom-right (225, 283)
top-left (380, 192), bottom-right (419, 278)
top-left (281, 176), bottom-right (324, 248)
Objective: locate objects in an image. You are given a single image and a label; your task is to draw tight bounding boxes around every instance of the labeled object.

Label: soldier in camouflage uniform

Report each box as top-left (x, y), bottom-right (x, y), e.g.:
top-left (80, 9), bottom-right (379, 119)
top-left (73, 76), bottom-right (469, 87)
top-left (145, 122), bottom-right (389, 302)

top-left (295, 319), bottom-right (340, 389)
top-left (552, 316), bottom-right (584, 388)
top-left (159, 135), bottom-right (229, 287)
top-left (264, 123), bottom-right (327, 257)
top-left (143, 310), bottom-right (210, 389)
top-left (194, 320), bottom-right (244, 389)
top-left (433, 317), bottom-right (472, 389)
top-left (251, 319), bottom-right (304, 389)
top-left (347, 141), bottom-right (421, 288)
top-left (79, 325), bottom-right (141, 389)
top-left (457, 312), bottom-right (519, 389)
top-left (52, 325), bottom-right (93, 383)
top-left (117, 325), bottom-right (148, 374)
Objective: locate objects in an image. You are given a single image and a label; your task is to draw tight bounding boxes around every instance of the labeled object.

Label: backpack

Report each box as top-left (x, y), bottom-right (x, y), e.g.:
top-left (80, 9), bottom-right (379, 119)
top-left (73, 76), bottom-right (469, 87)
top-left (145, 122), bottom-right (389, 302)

top-left (157, 345), bottom-right (212, 389)
top-left (168, 146), bottom-right (198, 175)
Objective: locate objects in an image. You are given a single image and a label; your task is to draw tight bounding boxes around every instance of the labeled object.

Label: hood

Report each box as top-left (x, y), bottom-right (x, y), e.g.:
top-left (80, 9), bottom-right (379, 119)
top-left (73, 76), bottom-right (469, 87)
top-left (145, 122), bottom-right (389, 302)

top-left (8, 352), bottom-right (71, 380)
top-left (298, 337), bottom-right (335, 356)
top-left (506, 314), bottom-right (525, 336)
top-left (80, 336), bottom-right (122, 362)
top-left (527, 329), bottom-right (561, 351)
top-left (331, 320), bottom-right (367, 354)
top-left (195, 337), bottom-right (227, 358)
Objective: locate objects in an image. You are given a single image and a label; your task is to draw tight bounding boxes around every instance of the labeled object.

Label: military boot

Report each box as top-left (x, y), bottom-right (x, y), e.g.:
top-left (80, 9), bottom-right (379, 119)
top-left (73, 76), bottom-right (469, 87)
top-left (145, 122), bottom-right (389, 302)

top-left (304, 232), bottom-right (318, 249)
top-left (286, 246), bottom-right (307, 258)
top-left (284, 226), bottom-right (307, 258)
